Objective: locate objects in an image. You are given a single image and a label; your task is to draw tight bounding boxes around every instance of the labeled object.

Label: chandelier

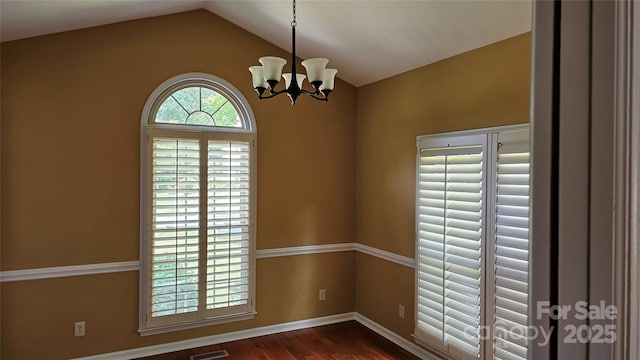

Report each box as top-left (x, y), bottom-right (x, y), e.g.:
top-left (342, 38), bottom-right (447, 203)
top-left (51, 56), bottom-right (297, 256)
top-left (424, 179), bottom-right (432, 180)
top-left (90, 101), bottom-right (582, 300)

top-left (248, 0), bottom-right (337, 105)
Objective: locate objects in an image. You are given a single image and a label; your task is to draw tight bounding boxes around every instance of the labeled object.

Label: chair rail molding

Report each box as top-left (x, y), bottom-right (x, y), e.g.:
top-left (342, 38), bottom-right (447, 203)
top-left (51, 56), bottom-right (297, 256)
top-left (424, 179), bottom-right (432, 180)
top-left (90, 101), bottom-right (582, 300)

top-left (0, 243), bottom-right (415, 282)
top-left (0, 261), bottom-right (141, 282)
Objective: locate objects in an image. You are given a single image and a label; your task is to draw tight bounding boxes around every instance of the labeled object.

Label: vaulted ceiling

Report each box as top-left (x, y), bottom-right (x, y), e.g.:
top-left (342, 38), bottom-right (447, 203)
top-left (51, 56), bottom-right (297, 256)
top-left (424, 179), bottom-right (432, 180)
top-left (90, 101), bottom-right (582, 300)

top-left (0, 0), bottom-right (532, 86)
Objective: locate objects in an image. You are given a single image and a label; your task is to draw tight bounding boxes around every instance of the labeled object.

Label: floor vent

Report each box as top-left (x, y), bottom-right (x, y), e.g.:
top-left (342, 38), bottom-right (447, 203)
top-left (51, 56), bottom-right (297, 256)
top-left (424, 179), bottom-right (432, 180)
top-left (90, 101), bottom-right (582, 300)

top-left (189, 350), bottom-right (229, 360)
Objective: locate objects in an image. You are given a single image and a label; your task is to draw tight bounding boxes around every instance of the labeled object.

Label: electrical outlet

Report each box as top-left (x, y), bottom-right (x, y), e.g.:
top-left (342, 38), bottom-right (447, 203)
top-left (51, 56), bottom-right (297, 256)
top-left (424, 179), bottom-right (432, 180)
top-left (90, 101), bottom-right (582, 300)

top-left (74, 321), bottom-right (85, 337)
top-left (319, 288), bottom-right (326, 301)
top-left (399, 304), bottom-right (405, 319)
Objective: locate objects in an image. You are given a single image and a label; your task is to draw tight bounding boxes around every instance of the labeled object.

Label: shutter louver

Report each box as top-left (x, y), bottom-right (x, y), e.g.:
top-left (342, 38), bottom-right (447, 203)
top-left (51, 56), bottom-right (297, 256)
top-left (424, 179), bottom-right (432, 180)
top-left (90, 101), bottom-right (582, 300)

top-left (151, 138), bottom-right (200, 317)
top-left (206, 141), bottom-right (251, 310)
top-left (417, 146), bottom-right (484, 359)
top-left (417, 154), bottom-right (446, 340)
top-left (492, 141), bottom-right (530, 360)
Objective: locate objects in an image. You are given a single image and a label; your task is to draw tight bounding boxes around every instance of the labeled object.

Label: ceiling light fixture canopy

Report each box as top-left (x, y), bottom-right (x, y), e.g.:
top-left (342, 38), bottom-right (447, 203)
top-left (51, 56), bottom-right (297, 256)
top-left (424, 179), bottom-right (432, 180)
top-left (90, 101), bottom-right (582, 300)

top-left (249, 0), bottom-right (337, 105)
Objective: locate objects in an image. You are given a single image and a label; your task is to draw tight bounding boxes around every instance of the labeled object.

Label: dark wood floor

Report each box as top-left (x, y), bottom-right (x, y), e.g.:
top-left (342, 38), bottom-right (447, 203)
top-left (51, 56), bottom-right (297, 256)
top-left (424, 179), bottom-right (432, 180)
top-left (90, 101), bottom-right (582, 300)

top-left (137, 321), bottom-right (421, 360)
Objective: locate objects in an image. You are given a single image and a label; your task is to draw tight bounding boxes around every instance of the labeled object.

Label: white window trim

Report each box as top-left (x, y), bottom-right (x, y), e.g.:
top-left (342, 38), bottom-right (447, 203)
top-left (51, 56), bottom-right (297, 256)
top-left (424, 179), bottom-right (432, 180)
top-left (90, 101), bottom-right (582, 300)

top-left (138, 73), bottom-right (257, 336)
top-left (414, 124), bottom-right (530, 360)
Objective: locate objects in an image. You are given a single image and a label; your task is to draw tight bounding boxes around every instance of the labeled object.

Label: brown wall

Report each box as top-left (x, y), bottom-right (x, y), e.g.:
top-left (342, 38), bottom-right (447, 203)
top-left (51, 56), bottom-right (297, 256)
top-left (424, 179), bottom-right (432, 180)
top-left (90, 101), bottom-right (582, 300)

top-left (1, 252), bottom-right (355, 358)
top-left (0, 10), bottom-right (356, 358)
top-left (354, 33), bottom-right (532, 342)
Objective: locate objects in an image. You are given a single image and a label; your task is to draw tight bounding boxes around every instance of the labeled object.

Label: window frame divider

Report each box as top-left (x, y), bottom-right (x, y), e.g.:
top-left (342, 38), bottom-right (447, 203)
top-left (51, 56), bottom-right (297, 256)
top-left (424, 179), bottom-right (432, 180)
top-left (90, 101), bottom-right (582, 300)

top-left (483, 132), bottom-right (499, 360)
top-left (198, 133), bottom-right (208, 319)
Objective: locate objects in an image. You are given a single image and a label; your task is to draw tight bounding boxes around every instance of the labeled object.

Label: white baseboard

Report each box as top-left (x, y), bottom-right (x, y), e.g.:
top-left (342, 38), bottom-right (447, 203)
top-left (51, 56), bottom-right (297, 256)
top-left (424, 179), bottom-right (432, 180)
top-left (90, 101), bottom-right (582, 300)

top-left (71, 312), bottom-right (438, 360)
top-left (71, 312), bottom-right (356, 360)
top-left (354, 313), bottom-right (439, 360)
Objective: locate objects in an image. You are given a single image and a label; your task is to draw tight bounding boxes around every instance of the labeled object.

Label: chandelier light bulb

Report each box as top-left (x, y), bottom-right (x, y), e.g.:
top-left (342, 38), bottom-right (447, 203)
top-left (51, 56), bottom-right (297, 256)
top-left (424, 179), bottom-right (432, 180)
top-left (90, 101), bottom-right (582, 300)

top-left (319, 69), bottom-right (338, 91)
top-left (258, 56), bottom-right (287, 83)
top-left (282, 73), bottom-right (307, 89)
top-left (301, 58), bottom-right (329, 88)
top-left (249, 66), bottom-right (268, 89)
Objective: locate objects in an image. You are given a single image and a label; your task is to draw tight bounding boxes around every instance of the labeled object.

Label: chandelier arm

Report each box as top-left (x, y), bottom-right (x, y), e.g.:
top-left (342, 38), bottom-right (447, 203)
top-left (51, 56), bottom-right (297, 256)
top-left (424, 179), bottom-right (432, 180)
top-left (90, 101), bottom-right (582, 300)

top-left (302, 91), bottom-right (329, 102)
top-left (269, 86), bottom-right (286, 95)
top-left (299, 88), bottom-right (321, 96)
top-left (258, 89), bottom-right (288, 100)
top-left (259, 87), bottom-right (327, 103)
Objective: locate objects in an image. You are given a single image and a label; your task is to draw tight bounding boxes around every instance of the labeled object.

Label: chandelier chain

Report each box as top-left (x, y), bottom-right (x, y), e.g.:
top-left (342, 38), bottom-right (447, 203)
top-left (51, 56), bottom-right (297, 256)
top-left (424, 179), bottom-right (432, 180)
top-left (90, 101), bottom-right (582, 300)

top-left (291, 0), bottom-right (297, 28)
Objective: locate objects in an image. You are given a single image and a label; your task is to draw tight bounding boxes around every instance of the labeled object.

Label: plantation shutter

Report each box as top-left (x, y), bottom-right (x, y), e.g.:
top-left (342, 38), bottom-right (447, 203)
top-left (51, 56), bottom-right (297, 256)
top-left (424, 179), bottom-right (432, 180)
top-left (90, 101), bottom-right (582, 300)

top-left (416, 141), bottom-right (485, 360)
top-left (492, 133), bottom-right (530, 360)
top-left (206, 140), bottom-right (251, 313)
top-left (150, 138), bottom-right (200, 318)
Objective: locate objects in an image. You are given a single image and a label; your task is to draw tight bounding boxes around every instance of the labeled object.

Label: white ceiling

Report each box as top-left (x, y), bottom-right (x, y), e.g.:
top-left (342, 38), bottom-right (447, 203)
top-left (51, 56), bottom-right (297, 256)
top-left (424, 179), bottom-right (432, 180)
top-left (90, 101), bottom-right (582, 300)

top-left (0, 0), bottom-right (532, 86)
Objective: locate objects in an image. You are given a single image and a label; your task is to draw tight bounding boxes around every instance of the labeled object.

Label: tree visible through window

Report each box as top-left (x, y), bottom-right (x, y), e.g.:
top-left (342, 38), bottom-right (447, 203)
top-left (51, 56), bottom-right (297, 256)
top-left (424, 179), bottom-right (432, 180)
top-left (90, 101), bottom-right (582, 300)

top-left (140, 73), bottom-right (256, 335)
top-left (155, 86), bottom-right (242, 127)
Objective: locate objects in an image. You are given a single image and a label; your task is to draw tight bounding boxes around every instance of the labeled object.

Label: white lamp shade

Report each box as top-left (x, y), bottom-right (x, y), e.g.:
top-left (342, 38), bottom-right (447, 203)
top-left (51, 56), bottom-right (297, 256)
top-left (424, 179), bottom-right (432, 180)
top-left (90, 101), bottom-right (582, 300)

top-left (259, 56), bottom-right (287, 82)
top-left (248, 66), bottom-right (268, 88)
top-left (282, 73), bottom-right (306, 88)
top-left (319, 69), bottom-right (338, 91)
top-left (301, 58), bottom-right (329, 83)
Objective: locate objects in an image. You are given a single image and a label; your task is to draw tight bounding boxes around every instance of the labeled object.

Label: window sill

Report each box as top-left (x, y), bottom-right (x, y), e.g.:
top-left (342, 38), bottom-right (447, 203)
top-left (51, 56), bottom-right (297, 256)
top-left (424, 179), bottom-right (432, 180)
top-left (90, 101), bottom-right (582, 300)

top-left (139, 312), bottom-right (257, 337)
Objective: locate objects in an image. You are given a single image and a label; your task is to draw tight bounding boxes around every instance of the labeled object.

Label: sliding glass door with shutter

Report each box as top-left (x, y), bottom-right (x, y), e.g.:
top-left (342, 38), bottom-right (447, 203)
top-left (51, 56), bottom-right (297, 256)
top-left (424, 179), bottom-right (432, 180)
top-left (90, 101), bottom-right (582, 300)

top-left (415, 126), bottom-right (530, 360)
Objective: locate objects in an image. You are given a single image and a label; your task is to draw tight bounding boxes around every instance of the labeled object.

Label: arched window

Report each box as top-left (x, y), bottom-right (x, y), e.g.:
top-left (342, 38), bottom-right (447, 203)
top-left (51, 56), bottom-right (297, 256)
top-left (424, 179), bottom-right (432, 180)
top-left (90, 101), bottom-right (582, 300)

top-left (139, 73), bottom-right (256, 335)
